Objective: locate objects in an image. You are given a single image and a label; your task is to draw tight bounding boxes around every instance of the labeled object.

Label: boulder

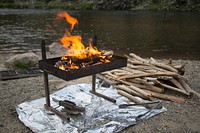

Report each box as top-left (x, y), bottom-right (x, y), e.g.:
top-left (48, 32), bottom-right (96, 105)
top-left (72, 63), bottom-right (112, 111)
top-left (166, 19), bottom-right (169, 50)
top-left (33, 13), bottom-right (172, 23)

top-left (47, 42), bottom-right (67, 55)
top-left (5, 52), bottom-right (38, 68)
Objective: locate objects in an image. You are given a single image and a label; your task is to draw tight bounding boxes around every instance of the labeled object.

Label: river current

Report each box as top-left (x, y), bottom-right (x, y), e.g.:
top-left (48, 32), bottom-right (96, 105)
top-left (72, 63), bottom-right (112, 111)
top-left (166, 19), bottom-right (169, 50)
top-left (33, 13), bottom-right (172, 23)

top-left (0, 9), bottom-right (200, 60)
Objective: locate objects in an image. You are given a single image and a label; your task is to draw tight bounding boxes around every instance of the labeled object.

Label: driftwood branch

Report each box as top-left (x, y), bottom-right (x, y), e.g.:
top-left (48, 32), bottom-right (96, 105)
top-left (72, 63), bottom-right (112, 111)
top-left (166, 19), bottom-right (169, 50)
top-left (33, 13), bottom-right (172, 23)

top-left (117, 72), bottom-right (179, 80)
top-left (178, 78), bottom-right (200, 98)
top-left (144, 90), bottom-right (185, 103)
top-left (117, 90), bottom-right (144, 104)
top-left (155, 80), bottom-right (189, 95)
top-left (150, 58), bottom-right (178, 73)
top-left (116, 85), bottom-right (151, 100)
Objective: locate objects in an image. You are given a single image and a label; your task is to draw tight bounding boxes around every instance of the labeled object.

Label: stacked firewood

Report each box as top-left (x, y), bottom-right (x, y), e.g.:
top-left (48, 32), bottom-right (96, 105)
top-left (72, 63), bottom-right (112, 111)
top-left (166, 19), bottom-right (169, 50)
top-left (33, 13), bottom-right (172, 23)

top-left (99, 53), bottom-right (200, 103)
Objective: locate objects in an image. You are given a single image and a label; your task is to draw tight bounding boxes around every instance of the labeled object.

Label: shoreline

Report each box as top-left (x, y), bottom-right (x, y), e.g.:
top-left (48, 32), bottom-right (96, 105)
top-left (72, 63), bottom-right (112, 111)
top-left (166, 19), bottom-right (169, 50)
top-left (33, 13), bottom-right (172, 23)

top-left (0, 49), bottom-right (200, 132)
top-left (0, 52), bottom-right (200, 132)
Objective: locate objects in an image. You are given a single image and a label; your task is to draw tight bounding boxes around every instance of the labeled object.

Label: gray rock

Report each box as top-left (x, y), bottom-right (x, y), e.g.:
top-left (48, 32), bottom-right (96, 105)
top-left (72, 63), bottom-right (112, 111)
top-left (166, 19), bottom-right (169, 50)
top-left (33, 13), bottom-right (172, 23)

top-left (47, 42), bottom-right (67, 55)
top-left (4, 52), bottom-right (38, 68)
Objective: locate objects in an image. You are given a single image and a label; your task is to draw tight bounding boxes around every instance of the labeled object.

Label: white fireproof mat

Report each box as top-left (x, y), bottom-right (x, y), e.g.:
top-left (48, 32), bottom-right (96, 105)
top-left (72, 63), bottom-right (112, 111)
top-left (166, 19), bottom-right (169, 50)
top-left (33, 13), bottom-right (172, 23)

top-left (16, 83), bottom-right (166, 133)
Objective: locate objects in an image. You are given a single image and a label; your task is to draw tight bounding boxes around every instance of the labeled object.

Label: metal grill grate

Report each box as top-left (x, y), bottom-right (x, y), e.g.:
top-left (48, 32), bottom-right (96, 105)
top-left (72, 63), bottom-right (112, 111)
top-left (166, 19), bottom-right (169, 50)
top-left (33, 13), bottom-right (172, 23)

top-left (0, 67), bottom-right (43, 80)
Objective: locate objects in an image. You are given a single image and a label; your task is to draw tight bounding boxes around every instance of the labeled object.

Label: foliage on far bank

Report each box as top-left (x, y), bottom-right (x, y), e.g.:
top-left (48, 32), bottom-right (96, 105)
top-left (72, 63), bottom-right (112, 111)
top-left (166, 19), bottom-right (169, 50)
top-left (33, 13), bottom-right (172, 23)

top-left (0, 1), bottom-right (94, 10)
top-left (0, 0), bottom-right (199, 11)
top-left (94, 0), bottom-right (200, 11)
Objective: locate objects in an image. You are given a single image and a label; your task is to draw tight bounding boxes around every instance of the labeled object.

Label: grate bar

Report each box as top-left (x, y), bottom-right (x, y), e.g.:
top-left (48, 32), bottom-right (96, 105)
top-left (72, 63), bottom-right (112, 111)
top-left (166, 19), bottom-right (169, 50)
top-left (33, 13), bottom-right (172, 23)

top-left (0, 68), bottom-right (43, 80)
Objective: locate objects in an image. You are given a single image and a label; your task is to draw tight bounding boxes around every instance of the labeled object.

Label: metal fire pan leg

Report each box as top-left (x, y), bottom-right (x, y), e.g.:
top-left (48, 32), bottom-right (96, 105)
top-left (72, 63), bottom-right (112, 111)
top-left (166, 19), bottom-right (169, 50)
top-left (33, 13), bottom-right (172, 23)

top-left (41, 40), bottom-right (70, 121)
top-left (41, 40), bottom-right (51, 107)
top-left (92, 74), bottom-right (96, 92)
top-left (90, 74), bottom-right (116, 103)
top-left (43, 72), bottom-right (50, 107)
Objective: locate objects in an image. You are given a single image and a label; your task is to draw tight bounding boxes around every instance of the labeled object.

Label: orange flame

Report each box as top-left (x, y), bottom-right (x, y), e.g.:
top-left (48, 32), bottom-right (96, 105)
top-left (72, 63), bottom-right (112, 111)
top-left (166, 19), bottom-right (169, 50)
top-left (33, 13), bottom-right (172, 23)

top-left (56, 11), bottom-right (78, 31)
top-left (55, 11), bottom-right (111, 71)
top-left (57, 11), bottom-right (101, 59)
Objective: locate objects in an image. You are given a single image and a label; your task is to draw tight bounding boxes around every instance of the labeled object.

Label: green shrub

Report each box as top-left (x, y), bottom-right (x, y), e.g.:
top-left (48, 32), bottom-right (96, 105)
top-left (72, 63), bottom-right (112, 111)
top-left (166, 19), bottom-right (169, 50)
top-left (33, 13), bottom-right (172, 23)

top-left (0, 0), bottom-right (14, 3)
top-left (14, 61), bottom-right (31, 69)
top-left (147, 4), bottom-right (160, 10)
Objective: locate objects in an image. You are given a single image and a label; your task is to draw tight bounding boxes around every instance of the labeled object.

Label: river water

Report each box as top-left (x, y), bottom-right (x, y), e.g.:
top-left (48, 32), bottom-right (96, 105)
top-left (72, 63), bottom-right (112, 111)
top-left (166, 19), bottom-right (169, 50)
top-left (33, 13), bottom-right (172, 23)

top-left (0, 9), bottom-right (200, 60)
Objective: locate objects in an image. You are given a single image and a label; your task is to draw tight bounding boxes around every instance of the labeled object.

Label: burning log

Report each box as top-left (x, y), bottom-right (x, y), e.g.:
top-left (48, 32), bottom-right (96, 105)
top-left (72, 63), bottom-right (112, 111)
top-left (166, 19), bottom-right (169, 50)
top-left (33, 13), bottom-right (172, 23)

top-left (54, 51), bottom-right (114, 71)
top-left (102, 50), bottom-right (114, 56)
top-left (55, 56), bottom-right (100, 65)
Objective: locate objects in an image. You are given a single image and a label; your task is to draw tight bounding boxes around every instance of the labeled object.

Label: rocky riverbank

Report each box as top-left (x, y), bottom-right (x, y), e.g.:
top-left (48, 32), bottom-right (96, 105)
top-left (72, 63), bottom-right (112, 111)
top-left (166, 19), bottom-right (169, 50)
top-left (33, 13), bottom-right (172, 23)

top-left (0, 51), bottom-right (200, 133)
top-left (0, 0), bottom-right (200, 11)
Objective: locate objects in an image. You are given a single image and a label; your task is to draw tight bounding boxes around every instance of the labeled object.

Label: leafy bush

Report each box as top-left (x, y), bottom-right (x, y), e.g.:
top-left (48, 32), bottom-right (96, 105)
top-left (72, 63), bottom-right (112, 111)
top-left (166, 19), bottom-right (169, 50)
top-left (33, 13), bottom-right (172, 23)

top-left (190, 0), bottom-right (200, 4)
top-left (0, 0), bottom-right (14, 3)
top-left (14, 61), bottom-right (31, 69)
top-left (147, 4), bottom-right (160, 10)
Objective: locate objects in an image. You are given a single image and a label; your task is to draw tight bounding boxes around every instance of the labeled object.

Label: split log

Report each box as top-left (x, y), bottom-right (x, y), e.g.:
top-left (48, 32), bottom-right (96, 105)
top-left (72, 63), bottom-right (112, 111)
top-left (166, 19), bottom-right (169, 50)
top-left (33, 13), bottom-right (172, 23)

top-left (118, 79), bottom-right (164, 93)
top-left (103, 72), bottom-right (118, 79)
top-left (109, 69), bottom-right (127, 73)
top-left (128, 82), bottom-right (149, 89)
top-left (150, 57), bottom-right (178, 73)
top-left (155, 80), bottom-right (189, 95)
top-left (122, 67), bottom-right (145, 74)
top-left (116, 85), bottom-right (151, 100)
top-left (162, 59), bottom-right (172, 65)
top-left (172, 64), bottom-right (185, 70)
top-left (126, 78), bottom-right (164, 93)
top-left (126, 64), bottom-right (148, 69)
top-left (114, 72), bottom-right (130, 76)
top-left (157, 76), bottom-right (173, 80)
top-left (169, 78), bottom-right (185, 91)
top-left (144, 77), bottom-right (158, 81)
top-left (127, 64), bottom-right (168, 73)
top-left (178, 78), bottom-right (200, 98)
top-left (150, 57), bottom-right (157, 62)
top-left (144, 90), bottom-right (185, 103)
top-left (145, 84), bottom-right (165, 93)
top-left (128, 59), bottom-right (151, 66)
top-left (162, 60), bottom-right (185, 75)
top-left (129, 53), bottom-right (149, 63)
top-left (129, 85), bottom-right (152, 99)
top-left (124, 54), bottom-right (135, 61)
top-left (173, 65), bottom-right (185, 75)
top-left (117, 72), bottom-right (179, 80)
top-left (110, 69), bottom-right (131, 76)
top-left (103, 74), bottom-right (116, 80)
top-left (117, 90), bottom-right (144, 104)
top-left (97, 74), bottom-right (117, 85)
top-left (127, 78), bottom-right (154, 86)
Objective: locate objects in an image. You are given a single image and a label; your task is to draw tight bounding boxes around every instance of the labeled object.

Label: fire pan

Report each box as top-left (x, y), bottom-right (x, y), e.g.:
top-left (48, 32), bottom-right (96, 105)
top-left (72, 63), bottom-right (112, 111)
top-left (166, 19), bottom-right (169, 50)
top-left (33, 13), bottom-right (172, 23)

top-left (39, 38), bottom-right (127, 120)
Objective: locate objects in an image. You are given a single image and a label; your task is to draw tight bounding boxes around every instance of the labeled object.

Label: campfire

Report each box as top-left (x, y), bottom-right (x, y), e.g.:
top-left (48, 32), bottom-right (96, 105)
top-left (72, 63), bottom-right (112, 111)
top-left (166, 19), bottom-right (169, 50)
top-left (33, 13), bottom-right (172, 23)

top-left (54, 11), bottom-right (113, 71)
top-left (39, 11), bottom-right (127, 120)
